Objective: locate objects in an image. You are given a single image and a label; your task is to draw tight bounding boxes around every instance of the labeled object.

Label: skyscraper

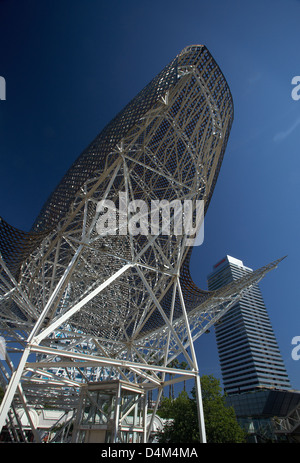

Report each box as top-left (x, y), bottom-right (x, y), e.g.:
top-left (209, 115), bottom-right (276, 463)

top-left (207, 255), bottom-right (291, 395)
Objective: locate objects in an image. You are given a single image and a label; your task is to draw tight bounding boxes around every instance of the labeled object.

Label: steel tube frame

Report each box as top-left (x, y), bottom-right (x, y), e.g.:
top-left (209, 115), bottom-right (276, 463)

top-left (0, 45), bottom-right (283, 443)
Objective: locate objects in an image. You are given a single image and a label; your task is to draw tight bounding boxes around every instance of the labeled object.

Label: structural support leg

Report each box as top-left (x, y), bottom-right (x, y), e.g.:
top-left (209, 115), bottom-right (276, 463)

top-left (195, 374), bottom-right (207, 443)
top-left (0, 346), bottom-right (31, 434)
top-left (143, 393), bottom-right (148, 443)
top-left (112, 381), bottom-right (122, 443)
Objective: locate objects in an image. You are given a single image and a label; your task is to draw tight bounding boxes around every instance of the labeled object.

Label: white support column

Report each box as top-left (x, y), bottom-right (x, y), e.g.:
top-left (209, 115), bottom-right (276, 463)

top-left (112, 381), bottom-right (122, 443)
top-left (7, 409), bottom-right (21, 442)
top-left (146, 386), bottom-right (164, 442)
top-left (195, 374), bottom-right (207, 443)
top-left (143, 392), bottom-right (148, 443)
top-left (10, 404), bottom-right (27, 442)
top-left (71, 388), bottom-right (86, 443)
top-left (163, 281), bottom-right (177, 368)
top-left (5, 344), bottom-right (40, 441)
top-left (176, 277), bottom-right (199, 367)
top-left (0, 346), bottom-right (31, 433)
top-left (177, 277), bottom-right (207, 443)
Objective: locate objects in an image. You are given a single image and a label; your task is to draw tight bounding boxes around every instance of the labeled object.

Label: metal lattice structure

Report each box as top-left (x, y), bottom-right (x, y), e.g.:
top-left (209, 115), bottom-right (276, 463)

top-left (273, 402), bottom-right (300, 441)
top-left (0, 45), bottom-right (282, 443)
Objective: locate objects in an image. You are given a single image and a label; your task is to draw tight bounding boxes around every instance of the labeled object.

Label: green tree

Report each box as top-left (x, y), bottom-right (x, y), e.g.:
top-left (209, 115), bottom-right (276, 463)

top-left (156, 374), bottom-right (246, 443)
top-left (157, 391), bottom-right (199, 443)
top-left (194, 375), bottom-right (246, 443)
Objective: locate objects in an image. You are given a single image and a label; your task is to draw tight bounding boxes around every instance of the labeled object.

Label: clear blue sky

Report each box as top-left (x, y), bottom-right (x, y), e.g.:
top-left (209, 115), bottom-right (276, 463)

top-left (0, 0), bottom-right (299, 391)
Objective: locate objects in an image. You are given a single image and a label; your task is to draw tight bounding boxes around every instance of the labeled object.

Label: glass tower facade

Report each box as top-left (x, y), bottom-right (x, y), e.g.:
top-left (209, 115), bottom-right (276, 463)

top-left (207, 256), bottom-right (291, 395)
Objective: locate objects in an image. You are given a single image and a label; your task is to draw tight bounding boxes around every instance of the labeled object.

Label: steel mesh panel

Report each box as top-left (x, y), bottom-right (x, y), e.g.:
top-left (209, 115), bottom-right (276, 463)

top-left (0, 44), bottom-right (234, 337)
top-left (31, 58), bottom-right (179, 233)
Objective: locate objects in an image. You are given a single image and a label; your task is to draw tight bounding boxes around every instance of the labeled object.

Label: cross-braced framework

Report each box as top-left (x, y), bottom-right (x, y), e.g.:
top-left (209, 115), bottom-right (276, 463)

top-left (0, 45), bottom-right (283, 443)
top-left (273, 402), bottom-right (300, 441)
